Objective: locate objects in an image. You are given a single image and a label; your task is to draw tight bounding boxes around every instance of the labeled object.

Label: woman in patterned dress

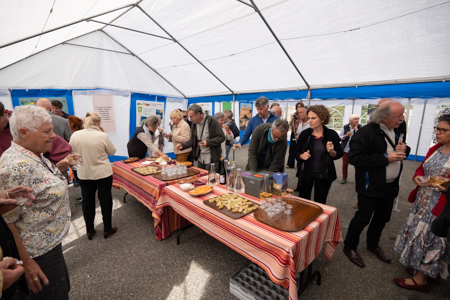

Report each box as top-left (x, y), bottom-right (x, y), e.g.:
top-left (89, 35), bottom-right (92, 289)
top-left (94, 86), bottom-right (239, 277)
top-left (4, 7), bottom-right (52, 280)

top-left (393, 114), bottom-right (450, 292)
top-left (0, 106), bottom-right (78, 299)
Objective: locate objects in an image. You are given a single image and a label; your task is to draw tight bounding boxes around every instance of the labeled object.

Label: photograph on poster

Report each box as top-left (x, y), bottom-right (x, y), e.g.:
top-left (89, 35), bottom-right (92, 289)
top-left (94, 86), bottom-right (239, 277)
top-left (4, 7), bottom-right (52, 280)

top-left (93, 94), bottom-right (116, 134)
top-left (18, 97), bottom-right (69, 113)
top-left (136, 100), bottom-right (165, 127)
top-left (196, 102), bottom-right (212, 116)
top-left (239, 103), bottom-right (252, 130)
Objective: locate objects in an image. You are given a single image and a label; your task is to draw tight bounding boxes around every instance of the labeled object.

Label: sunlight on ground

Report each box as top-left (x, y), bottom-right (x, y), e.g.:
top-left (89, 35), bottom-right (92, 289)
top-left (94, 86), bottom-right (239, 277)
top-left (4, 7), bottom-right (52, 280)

top-left (166, 261), bottom-right (211, 300)
top-left (63, 197), bottom-right (125, 248)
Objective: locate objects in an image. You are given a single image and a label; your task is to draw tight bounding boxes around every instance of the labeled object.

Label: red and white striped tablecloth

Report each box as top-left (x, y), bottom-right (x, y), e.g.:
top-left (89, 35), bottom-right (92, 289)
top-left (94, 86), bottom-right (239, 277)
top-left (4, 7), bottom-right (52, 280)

top-left (153, 183), bottom-right (342, 300)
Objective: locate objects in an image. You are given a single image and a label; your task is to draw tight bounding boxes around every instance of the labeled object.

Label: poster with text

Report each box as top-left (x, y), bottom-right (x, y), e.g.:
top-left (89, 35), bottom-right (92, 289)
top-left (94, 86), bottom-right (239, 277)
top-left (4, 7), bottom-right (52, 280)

top-left (93, 94), bottom-right (116, 134)
top-left (136, 101), bottom-right (165, 128)
top-left (239, 102), bottom-right (252, 130)
top-left (196, 102), bottom-right (212, 116)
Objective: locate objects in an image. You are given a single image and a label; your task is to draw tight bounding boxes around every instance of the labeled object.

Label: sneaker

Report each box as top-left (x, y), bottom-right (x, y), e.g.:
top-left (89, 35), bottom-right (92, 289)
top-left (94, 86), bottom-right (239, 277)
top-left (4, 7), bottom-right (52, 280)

top-left (75, 197), bottom-right (83, 207)
top-left (340, 178), bottom-right (347, 184)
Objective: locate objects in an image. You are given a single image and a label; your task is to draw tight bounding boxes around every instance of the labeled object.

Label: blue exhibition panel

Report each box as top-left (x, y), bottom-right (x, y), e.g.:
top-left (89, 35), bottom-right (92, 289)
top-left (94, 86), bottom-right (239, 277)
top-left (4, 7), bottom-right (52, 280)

top-left (10, 89), bottom-right (75, 115)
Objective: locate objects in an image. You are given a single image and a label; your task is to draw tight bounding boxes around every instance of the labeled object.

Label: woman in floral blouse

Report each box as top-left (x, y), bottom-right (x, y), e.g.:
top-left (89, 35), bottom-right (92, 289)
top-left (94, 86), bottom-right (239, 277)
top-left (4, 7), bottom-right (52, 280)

top-left (0, 105), bottom-right (77, 299)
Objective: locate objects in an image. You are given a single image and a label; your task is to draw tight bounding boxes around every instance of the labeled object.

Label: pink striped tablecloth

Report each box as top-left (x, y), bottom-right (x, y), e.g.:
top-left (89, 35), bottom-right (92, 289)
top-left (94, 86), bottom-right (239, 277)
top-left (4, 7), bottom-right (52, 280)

top-left (153, 183), bottom-right (342, 300)
top-left (112, 161), bottom-right (206, 231)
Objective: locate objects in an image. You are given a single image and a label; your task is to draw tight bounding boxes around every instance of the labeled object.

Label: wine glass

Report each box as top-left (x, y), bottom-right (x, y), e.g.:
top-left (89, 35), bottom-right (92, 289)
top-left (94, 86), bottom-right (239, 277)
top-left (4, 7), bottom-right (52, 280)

top-left (429, 173), bottom-right (446, 191)
top-left (6, 188), bottom-right (34, 212)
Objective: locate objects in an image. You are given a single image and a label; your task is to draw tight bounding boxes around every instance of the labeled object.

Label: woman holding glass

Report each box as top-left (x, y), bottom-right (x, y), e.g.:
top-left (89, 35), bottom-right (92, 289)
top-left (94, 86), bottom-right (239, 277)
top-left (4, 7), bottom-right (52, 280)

top-left (0, 105), bottom-right (76, 299)
top-left (69, 112), bottom-right (117, 240)
top-left (165, 110), bottom-right (191, 161)
top-left (393, 114), bottom-right (450, 292)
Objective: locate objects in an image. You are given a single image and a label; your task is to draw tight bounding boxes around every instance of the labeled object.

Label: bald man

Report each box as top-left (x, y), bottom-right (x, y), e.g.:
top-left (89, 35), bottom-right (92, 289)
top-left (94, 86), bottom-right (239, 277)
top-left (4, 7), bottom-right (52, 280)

top-left (271, 106), bottom-right (283, 118)
top-left (343, 100), bottom-right (410, 268)
top-left (37, 98), bottom-right (72, 142)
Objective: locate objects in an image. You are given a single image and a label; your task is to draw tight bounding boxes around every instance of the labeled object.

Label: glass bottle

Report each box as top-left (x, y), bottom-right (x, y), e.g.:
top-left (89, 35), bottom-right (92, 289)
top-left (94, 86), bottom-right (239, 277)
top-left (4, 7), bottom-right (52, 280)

top-left (219, 158), bottom-right (226, 185)
top-left (260, 174), bottom-right (272, 200)
top-left (234, 168), bottom-right (245, 194)
top-left (226, 161), bottom-right (234, 191)
top-left (208, 163), bottom-right (217, 187)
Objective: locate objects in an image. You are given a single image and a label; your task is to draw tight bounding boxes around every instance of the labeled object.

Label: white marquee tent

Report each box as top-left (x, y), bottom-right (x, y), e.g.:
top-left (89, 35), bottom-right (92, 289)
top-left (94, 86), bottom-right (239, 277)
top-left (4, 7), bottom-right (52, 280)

top-left (1, 0), bottom-right (449, 159)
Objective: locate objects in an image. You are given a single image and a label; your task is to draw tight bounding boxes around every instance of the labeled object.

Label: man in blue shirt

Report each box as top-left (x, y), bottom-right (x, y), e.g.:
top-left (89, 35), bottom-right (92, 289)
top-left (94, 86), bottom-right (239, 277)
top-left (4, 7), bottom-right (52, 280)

top-left (234, 96), bottom-right (279, 150)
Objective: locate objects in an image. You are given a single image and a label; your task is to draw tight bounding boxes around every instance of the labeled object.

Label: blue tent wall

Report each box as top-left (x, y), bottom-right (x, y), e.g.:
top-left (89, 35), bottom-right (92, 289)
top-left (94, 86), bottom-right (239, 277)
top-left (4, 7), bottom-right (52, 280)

top-left (10, 89), bottom-right (74, 115)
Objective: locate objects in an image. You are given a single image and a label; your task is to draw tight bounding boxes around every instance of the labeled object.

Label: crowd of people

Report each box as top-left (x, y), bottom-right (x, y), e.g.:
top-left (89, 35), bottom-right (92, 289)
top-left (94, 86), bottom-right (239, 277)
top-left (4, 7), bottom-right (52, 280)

top-left (0, 95), bottom-right (449, 298)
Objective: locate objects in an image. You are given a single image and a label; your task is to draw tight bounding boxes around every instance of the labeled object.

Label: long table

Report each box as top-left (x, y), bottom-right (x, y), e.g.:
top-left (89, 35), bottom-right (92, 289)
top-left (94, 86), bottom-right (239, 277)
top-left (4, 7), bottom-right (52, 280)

top-left (153, 182), bottom-right (342, 300)
top-left (112, 160), bottom-right (208, 239)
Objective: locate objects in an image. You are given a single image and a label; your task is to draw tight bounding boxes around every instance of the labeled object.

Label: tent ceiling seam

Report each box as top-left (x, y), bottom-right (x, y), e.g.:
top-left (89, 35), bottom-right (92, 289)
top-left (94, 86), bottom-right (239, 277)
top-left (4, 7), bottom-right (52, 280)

top-left (249, 0), bottom-right (310, 90)
top-left (100, 30), bottom-right (186, 98)
top-left (236, 0), bottom-right (255, 10)
top-left (136, 5), bottom-right (235, 95)
top-left (95, 3), bottom-right (138, 36)
top-left (62, 42), bottom-right (131, 55)
top-left (88, 20), bottom-right (173, 40)
top-left (31, 0), bottom-right (57, 56)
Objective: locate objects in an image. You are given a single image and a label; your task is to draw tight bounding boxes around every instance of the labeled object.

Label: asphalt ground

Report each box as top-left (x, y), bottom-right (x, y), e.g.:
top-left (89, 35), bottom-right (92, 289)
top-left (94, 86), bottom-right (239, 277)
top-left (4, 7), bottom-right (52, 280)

top-left (62, 145), bottom-right (449, 300)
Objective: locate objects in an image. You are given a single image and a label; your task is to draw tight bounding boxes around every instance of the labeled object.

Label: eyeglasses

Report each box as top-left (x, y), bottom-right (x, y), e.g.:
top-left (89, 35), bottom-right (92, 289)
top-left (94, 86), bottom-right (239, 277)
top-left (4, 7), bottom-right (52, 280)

top-left (183, 116), bottom-right (187, 119)
top-left (434, 127), bottom-right (450, 134)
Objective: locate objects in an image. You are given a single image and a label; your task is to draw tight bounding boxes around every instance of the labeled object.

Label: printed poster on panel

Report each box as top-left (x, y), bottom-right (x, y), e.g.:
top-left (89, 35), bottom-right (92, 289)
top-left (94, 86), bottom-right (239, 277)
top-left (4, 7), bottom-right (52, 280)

top-left (136, 100), bottom-right (164, 128)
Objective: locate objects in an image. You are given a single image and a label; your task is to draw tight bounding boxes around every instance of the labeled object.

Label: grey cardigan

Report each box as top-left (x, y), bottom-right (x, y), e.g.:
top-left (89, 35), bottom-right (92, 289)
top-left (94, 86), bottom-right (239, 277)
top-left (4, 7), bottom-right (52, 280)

top-left (247, 123), bottom-right (287, 172)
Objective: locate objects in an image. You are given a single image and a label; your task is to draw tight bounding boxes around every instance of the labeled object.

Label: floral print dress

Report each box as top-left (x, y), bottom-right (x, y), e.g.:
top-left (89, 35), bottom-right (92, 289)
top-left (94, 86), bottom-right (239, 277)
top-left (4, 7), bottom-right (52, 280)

top-left (394, 146), bottom-right (449, 279)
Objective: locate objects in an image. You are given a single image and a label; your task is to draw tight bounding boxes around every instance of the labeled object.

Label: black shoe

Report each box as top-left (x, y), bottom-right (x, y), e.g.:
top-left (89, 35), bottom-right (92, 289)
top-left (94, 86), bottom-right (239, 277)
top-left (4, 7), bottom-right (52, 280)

top-left (367, 246), bottom-right (391, 264)
top-left (75, 197), bottom-right (83, 207)
top-left (343, 246), bottom-right (365, 268)
top-left (340, 178), bottom-right (347, 184)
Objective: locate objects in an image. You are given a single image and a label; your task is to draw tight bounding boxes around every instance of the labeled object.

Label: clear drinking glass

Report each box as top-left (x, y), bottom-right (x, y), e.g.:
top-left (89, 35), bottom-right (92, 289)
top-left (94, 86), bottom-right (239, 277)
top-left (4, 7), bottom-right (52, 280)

top-left (6, 188), bottom-right (33, 212)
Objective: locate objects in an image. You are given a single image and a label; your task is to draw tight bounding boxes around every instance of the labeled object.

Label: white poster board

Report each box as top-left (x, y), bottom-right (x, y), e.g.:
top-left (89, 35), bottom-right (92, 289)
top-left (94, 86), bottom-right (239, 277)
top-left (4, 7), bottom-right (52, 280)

top-left (0, 89), bottom-right (13, 111)
top-left (136, 100), bottom-right (165, 127)
top-left (92, 94), bottom-right (116, 134)
top-left (196, 102), bottom-right (213, 116)
top-left (72, 90), bottom-right (130, 157)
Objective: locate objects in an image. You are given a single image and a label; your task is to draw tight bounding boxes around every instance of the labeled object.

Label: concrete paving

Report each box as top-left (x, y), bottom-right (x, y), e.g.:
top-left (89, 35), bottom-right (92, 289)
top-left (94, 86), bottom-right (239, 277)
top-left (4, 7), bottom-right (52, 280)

top-left (63, 145), bottom-right (449, 299)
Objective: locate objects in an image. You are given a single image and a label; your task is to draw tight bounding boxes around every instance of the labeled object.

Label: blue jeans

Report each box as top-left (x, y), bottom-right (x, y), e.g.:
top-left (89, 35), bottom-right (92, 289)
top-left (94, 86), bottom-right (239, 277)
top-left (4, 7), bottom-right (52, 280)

top-left (225, 144), bottom-right (232, 161)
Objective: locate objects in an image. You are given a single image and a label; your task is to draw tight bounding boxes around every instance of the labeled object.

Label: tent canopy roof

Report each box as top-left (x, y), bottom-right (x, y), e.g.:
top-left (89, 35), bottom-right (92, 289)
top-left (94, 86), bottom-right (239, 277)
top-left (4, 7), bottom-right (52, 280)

top-left (1, 0), bottom-right (449, 98)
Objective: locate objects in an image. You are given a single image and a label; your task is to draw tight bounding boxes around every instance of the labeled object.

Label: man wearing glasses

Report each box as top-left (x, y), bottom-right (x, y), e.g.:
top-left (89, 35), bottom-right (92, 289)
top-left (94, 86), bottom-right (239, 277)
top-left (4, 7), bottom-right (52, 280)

top-left (343, 100), bottom-right (410, 268)
top-left (181, 110), bottom-right (192, 128)
top-left (247, 119), bottom-right (289, 172)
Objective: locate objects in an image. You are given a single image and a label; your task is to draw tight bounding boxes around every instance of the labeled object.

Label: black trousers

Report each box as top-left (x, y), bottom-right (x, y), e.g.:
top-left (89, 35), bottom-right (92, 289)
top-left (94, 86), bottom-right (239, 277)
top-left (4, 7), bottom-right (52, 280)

top-left (78, 176), bottom-right (113, 233)
top-left (344, 183), bottom-right (396, 250)
top-left (15, 244), bottom-right (70, 300)
top-left (287, 133), bottom-right (297, 168)
top-left (298, 176), bottom-right (332, 204)
top-left (198, 161), bottom-right (220, 173)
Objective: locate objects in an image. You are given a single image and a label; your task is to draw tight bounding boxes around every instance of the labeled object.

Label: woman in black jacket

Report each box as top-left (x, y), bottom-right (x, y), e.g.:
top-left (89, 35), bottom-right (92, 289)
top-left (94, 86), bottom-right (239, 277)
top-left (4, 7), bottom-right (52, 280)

top-left (295, 105), bottom-right (343, 204)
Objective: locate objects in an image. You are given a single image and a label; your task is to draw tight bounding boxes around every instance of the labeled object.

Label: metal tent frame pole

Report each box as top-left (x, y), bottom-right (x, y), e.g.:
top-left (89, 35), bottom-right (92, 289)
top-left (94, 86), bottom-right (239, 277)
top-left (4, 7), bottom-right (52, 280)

top-left (0, 3), bottom-right (138, 49)
top-left (414, 99), bottom-right (428, 161)
top-left (101, 30), bottom-right (186, 98)
top-left (249, 0), bottom-right (310, 90)
top-left (89, 20), bottom-right (173, 40)
top-left (137, 5), bottom-right (234, 95)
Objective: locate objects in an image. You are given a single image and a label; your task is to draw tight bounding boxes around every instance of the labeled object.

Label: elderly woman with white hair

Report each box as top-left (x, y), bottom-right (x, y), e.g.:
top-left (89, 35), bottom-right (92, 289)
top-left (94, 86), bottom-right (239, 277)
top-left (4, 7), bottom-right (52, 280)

top-left (165, 110), bottom-right (191, 162)
top-left (214, 112), bottom-right (234, 158)
top-left (70, 112), bottom-right (117, 240)
top-left (339, 114), bottom-right (361, 185)
top-left (0, 105), bottom-right (77, 299)
top-left (127, 116), bottom-right (170, 161)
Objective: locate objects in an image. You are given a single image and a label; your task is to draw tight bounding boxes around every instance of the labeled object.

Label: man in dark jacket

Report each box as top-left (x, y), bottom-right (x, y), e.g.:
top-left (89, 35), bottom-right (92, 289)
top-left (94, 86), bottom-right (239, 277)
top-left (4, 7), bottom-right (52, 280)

top-left (343, 100), bottom-right (410, 268)
top-left (247, 120), bottom-right (288, 172)
top-left (223, 110), bottom-right (240, 161)
top-left (176, 104), bottom-right (225, 172)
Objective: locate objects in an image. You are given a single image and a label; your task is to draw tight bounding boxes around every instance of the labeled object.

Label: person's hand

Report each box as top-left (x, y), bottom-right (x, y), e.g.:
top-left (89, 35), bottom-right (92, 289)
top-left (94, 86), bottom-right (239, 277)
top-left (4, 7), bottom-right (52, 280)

top-left (100, 126), bottom-right (105, 132)
top-left (233, 144), bottom-right (241, 151)
top-left (387, 152), bottom-right (406, 162)
top-left (169, 121), bottom-right (173, 127)
top-left (431, 176), bottom-right (450, 191)
top-left (175, 144), bottom-right (183, 150)
top-left (0, 257), bottom-right (24, 290)
top-left (345, 131), bottom-right (353, 137)
top-left (23, 258), bottom-right (49, 294)
top-left (413, 175), bottom-right (431, 187)
top-left (58, 153), bottom-right (82, 169)
top-left (167, 132), bottom-right (173, 138)
top-left (162, 154), bottom-right (170, 161)
top-left (300, 150), bottom-right (311, 160)
top-left (395, 141), bottom-right (407, 153)
top-left (353, 125), bottom-right (359, 132)
top-left (0, 187), bottom-right (35, 214)
top-left (199, 140), bottom-right (207, 147)
top-left (326, 141), bottom-right (334, 153)
top-left (159, 128), bottom-right (164, 133)
top-left (224, 124), bottom-right (229, 131)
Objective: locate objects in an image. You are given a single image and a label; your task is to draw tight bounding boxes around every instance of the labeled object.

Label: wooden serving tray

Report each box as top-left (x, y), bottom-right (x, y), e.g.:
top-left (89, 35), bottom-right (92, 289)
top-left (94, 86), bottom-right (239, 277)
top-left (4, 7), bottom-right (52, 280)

top-left (130, 166), bottom-right (162, 176)
top-left (203, 194), bottom-right (259, 219)
top-left (253, 196), bottom-right (323, 232)
top-left (152, 168), bottom-right (200, 181)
